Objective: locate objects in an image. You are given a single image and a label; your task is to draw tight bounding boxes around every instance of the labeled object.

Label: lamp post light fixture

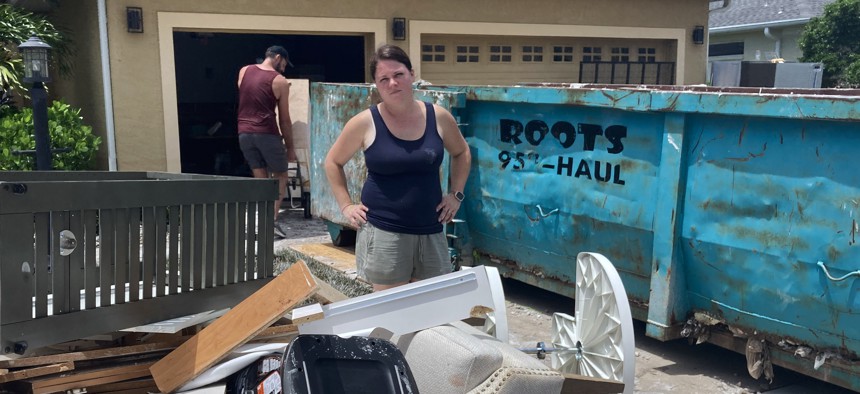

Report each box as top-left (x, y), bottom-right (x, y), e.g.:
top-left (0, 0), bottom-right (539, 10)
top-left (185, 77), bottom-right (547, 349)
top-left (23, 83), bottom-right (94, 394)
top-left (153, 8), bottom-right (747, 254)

top-left (18, 36), bottom-right (53, 170)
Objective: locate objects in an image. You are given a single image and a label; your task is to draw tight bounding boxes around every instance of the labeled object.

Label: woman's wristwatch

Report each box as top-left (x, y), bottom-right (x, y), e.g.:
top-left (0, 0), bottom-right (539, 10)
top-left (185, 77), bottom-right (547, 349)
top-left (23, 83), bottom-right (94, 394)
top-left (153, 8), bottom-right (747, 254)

top-left (451, 190), bottom-right (465, 202)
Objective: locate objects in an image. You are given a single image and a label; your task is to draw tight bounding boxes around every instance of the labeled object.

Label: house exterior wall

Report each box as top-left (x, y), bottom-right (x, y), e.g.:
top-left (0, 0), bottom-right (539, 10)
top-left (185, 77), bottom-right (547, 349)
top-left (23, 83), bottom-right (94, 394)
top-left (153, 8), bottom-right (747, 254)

top-left (709, 25), bottom-right (806, 62)
top-left (48, 0), bottom-right (109, 168)
top-left (51, 0), bottom-right (708, 172)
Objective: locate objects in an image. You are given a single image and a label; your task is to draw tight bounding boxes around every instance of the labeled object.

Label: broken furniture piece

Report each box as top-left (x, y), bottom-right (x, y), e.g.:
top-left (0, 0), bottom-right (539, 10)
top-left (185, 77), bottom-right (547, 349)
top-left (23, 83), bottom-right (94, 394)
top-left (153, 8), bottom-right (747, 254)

top-left (0, 172), bottom-right (280, 355)
top-left (290, 265), bottom-right (566, 393)
top-left (292, 265), bottom-right (508, 341)
top-left (551, 252), bottom-right (634, 394)
top-left (394, 320), bottom-right (564, 393)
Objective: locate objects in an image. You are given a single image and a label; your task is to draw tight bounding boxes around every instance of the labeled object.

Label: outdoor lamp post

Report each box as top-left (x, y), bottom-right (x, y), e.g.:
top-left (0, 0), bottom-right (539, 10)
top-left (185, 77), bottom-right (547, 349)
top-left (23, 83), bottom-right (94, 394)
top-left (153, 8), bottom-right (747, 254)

top-left (18, 36), bottom-right (53, 170)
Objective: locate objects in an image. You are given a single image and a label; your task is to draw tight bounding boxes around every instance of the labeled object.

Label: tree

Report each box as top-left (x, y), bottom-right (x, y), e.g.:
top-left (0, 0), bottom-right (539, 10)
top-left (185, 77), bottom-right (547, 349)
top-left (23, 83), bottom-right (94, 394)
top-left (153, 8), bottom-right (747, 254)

top-left (798, 0), bottom-right (860, 88)
top-left (0, 3), bottom-right (71, 105)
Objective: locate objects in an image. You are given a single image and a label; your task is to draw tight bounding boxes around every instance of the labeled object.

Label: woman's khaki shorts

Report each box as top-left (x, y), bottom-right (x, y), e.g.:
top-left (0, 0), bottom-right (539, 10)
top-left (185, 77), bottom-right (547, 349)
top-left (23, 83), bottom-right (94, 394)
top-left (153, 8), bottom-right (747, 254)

top-left (355, 222), bottom-right (451, 285)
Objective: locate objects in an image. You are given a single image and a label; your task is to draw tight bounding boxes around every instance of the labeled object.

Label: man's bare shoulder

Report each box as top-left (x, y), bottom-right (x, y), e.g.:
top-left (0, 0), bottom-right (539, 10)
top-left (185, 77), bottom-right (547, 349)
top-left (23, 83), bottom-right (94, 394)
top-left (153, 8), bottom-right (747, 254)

top-left (273, 75), bottom-right (292, 88)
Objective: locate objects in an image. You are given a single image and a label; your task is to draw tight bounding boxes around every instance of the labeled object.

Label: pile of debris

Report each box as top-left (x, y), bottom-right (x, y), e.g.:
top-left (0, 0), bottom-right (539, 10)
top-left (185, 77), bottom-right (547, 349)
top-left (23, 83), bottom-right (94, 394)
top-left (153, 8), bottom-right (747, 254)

top-left (0, 259), bottom-right (626, 394)
top-left (0, 261), bottom-right (326, 393)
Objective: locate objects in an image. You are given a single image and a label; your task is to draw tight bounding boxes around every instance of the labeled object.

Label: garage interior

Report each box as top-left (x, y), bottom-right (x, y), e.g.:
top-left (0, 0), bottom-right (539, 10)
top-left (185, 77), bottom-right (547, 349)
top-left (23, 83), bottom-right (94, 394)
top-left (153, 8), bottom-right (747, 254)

top-left (173, 32), bottom-right (366, 176)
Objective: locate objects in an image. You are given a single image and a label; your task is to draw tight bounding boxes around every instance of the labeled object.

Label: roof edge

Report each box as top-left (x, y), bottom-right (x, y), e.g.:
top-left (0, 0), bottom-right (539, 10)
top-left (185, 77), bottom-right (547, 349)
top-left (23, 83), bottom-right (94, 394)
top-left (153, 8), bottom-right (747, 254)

top-left (710, 18), bottom-right (810, 34)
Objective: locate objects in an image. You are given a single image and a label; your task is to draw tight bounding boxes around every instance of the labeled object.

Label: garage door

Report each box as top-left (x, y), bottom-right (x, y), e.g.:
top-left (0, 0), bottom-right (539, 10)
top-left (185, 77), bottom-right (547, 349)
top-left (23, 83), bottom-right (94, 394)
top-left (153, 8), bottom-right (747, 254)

top-left (419, 34), bottom-right (674, 85)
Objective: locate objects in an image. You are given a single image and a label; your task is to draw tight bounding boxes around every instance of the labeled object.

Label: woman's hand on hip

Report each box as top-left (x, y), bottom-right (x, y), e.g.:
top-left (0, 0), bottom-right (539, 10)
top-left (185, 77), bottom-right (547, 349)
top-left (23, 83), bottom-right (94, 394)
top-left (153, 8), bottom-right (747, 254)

top-left (342, 203), bottom-right (368, 227)
top-left (436, 194), bottom-right (461, 223)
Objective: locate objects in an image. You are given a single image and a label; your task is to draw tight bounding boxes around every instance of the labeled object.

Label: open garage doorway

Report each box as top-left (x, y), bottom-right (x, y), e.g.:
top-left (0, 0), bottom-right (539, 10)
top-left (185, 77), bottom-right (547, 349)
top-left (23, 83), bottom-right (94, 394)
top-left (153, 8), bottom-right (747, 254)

top-left (173, 32), bottom-right (365, 175)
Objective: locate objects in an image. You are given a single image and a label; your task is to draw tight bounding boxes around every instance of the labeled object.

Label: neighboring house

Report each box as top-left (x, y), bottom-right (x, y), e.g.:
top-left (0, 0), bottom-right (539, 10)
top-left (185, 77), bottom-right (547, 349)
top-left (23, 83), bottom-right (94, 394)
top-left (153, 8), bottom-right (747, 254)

top-left (708, 0), bottom-right (837, 62)
top-left (34, 1), bottom-right (707, 172)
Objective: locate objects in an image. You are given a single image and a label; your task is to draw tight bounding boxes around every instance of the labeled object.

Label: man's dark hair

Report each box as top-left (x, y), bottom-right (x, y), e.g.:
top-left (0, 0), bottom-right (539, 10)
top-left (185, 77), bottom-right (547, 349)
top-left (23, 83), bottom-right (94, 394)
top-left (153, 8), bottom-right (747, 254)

top-left (266, 45), bottom-right (290, 60)
top-left (265, 45), bottom-right (294, 68)
top-left (370, 45), bottom-right (412, 80)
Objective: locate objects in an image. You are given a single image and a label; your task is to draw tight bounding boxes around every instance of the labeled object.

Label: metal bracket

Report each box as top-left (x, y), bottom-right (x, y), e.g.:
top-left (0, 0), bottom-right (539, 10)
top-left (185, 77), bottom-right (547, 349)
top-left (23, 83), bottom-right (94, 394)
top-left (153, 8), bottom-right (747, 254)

top-left (525, 204), bottom-right (560, 221)
top-left (817, 261), bottom-right (860, 282)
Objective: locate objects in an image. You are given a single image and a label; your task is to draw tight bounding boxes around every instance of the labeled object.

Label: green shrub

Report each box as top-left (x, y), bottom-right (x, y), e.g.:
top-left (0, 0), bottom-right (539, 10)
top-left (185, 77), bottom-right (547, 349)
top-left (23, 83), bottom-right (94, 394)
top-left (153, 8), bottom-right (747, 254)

top-left (0, 100), bottom-right (101, 170)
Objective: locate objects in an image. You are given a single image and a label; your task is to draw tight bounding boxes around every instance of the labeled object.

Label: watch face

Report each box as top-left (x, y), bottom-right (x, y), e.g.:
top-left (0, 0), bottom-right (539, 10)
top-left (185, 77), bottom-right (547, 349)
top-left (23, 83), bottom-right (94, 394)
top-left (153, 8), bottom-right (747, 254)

top-left (454, 191), bottom-right (465, 201)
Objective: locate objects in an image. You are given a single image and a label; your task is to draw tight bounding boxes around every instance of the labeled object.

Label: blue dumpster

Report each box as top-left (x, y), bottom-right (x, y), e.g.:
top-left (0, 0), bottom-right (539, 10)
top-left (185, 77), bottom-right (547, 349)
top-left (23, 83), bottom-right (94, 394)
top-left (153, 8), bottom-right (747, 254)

top-left (309, 82), bottom-right (860, 390)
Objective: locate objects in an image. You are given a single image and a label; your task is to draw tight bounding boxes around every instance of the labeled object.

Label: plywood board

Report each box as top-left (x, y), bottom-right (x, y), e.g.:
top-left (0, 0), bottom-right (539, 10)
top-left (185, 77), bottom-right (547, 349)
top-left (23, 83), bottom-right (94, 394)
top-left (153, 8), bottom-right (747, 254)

top-left (149, 261), bottom-right (318, 393)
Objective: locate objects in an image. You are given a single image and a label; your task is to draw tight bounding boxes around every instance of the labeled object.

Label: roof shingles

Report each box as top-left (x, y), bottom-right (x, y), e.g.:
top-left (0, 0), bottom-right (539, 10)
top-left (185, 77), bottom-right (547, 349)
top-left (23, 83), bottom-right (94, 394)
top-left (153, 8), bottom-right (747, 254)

top-left (709, 0), bottom-right (837, 28)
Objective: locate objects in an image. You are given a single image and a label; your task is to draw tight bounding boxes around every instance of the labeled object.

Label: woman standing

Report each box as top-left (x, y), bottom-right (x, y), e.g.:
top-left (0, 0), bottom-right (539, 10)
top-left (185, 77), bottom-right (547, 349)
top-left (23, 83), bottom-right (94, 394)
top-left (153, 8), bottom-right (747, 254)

top-left (324, 45), bottom-right (471, 292)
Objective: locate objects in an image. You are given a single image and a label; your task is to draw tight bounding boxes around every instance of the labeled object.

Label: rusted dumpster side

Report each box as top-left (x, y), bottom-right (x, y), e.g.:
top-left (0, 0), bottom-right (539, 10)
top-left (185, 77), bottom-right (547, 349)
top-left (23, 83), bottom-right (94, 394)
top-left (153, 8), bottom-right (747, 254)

top-left (428, 84), bottom-right (860, 390)
top-left (308, 81), bottom-right (860, 390)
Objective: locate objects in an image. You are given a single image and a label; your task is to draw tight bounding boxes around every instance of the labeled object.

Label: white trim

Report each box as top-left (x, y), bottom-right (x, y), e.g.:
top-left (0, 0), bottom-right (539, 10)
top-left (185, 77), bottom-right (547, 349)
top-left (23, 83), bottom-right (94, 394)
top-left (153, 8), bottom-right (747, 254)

top-left (295, 266), bottom-right (509, 342)
top-left (709, 18), bottom-right (809, 34)
top-left (157, 12), bottom-right (387, 172)
top-left (408, 20), bottom-right (688, 84)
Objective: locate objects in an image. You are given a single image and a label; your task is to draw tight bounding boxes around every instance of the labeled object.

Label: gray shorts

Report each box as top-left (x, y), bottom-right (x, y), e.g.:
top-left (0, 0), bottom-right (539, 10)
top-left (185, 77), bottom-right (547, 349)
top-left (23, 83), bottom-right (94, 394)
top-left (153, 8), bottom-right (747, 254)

top-left (238, 133), bottom-right (287, 173)
top-left (355, 222), bottom-right (451, 285)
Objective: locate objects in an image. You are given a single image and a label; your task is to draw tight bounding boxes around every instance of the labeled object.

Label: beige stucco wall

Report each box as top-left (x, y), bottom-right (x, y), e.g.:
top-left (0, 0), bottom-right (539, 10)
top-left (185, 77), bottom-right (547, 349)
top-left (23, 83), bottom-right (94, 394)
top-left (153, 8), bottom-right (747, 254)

top-left (48, 0), bottom-right (109, 169)
top-left (51, 0), bottom-right (708, 172)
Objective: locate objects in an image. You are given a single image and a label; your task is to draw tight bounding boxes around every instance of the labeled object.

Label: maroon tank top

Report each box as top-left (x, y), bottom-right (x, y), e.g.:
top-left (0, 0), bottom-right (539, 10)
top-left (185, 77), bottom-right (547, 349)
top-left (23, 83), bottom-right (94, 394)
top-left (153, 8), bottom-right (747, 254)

top-left (237, 66), bottom-right (280, 135)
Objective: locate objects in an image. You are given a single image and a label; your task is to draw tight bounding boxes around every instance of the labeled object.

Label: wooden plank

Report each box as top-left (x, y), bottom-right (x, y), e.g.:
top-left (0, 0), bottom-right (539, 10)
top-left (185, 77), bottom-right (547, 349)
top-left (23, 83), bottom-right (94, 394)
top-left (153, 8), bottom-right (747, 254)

top-left (84, 378), bottom-right (158, 393)
top-left (26, 362), bottom-right (153, 388)
top-left (289, 242), bottom-right (359, 273)
top-left (0, 362), bottom-right (73, 383)
top-left (560, 373), bottom-right (625, 394)
top-left (26, 362), bottom-right (154, 394)
top-left (289, 303), bottom-right (324, 324)
top-left (0, 339), bottom-right (187, 369)
top-left (150, 260), bottom-right (319, 393)
top-left (251, 323), bottom-right (299, 340)
top-left (312, 274), bottom-right (349, 304)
